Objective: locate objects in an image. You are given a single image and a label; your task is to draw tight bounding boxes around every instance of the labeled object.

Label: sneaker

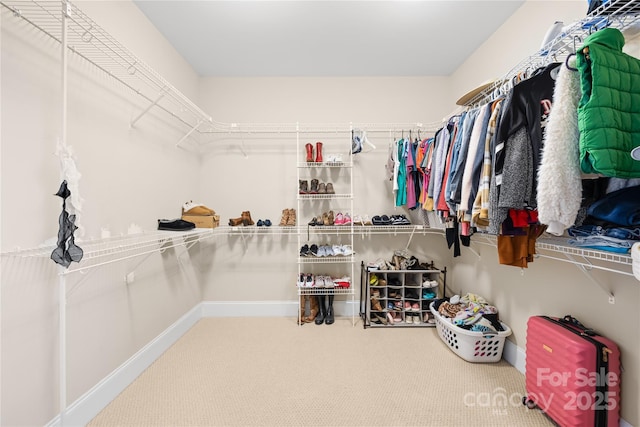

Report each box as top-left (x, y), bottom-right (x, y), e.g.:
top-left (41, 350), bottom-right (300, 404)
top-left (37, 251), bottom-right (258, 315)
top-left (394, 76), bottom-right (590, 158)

top-left (343, 213), bottom-right (352, 225)
top-left (310, 244), bottom-right (319, 256)
top-left (297, 273), bottom-right (305, 287)
top-left (305, 274), bottom-right (314, 287)
top-left (406, 313), bottom-right (414, 324)
top-left (299, 244), bottom-right (310, 257)
top-left (324, 276), bottom-right (335, 288)
top-left (334, 212), bottom-right (345, 225)
top-left (404, 301), bottom-right (412, 311)
top-left (314, 275), bottom-right (325, 287)
top-left (411, 303), bottom-right (420, 312)
top-left (340, 245), bottom-right (354, 256)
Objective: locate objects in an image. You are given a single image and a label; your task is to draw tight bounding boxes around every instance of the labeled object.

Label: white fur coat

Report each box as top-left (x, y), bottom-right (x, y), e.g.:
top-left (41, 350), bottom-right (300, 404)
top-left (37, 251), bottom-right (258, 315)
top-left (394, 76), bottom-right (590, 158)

top-left (537, 57), bottom-right (582, 236)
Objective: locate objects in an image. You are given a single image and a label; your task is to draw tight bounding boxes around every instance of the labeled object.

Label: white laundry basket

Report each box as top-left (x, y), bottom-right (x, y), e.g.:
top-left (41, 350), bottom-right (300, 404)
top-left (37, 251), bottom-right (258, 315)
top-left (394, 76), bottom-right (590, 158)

top-left (430, 302), bottom-right (512, 363)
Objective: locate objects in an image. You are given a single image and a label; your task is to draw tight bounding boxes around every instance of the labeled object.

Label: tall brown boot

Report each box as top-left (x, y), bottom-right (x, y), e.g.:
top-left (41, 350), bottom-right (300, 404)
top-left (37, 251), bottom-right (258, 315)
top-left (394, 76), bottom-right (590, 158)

top-left (305, 294), bottom-right (319, 323)
top-left (297, 295), bottom-right (307, 325)
top-left (315, 141), bottom-right (323, 163)
top-left (241, 211), bottom-right (255, 226)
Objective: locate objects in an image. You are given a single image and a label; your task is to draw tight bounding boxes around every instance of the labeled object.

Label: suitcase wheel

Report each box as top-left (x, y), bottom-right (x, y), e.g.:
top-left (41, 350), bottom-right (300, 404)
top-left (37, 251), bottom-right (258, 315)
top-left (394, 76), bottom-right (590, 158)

top-left (522, 396), bottom-right (537, 409)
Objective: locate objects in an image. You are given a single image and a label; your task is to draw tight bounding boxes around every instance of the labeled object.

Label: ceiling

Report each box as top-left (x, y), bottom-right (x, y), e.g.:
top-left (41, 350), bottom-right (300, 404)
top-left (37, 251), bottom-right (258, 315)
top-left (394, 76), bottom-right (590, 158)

top-left (133, 1), bottom-right (525, 78)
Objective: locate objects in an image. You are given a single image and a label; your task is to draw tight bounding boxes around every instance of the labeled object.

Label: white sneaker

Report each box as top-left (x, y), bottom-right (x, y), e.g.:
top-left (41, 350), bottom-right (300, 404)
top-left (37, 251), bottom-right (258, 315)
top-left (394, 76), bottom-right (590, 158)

top-left (324, 276), bottom-right (335, 288)
top-left (340, 245), bottom-right (354, 256)
top-left (406, 314), bottom-right (413, 324)
top-left (314, 275), bottom-right (325, 287)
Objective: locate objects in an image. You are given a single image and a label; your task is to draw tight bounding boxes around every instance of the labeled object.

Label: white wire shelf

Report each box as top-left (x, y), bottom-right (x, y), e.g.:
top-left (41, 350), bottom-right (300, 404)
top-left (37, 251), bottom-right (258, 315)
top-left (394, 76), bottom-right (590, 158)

top-left (297, 162), bottom-right (353, 168)
top-left (1, 228), bottom-right (216, 275)
top-left (471, 232), bottom-right (633, 271)
top-left (297, 287), bottom-right (354, 296)
top-left (460, 0), bottom-right (640, 107)
top-left (0, 0), bottom-right (212, 142)
top-left (298, 194), bottom-right (353, 201)
top-left (298, 256), bottom-right (355, 264)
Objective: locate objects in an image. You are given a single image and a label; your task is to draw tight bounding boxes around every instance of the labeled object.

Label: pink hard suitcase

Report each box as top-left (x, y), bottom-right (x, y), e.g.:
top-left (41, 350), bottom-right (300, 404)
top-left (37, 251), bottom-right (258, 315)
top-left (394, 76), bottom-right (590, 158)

top-left (524, 315), bottom-right (621, 427)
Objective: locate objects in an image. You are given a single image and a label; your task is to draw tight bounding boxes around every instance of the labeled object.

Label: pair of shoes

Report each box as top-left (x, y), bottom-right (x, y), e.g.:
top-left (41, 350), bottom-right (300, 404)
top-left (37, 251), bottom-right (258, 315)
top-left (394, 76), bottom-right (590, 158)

top-left (332, 244), bottom-right (353, 256)
top-left (371, 215), bottom-right (391, 225)
top-left (390, 215), bottom-right (411, 225)
top-left (229, 211), bottom-right (255, 226)
top-left (314, 275), bottom-right (334, 288)
top-left (422, 290), bottom-right (437, 299)
top-left (423, 280), bottom-right (438, 288)
top-left (406, 313), bottom-right (421, 324)
top-left (158, 219), bottom-right (196, 231)
top-left (279, 208), bottom-right (296, 226)
top-left (182, 201), bottom-right (215, 216)
top-left (325, 153), bottom-right (344, 164)
top-left (256, 219), bottom-right (272, 227)
top-left (317, 182), bottom-right (335, 194)
top-left (315, 211), bottom-right (334, 226)
top-left (333, 276), bottom-right (350, 288)
top-left (334, 212), bottom-right (352, 225)
top-left (305, 142), bottom-right (323, 163)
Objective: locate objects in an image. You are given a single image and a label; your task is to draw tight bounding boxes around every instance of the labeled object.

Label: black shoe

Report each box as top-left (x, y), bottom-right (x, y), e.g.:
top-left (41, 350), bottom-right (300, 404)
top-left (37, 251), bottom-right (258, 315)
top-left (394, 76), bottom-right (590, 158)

top-left (299, 244), bottom-right (310, 257)
top-left (158, 219), bottom-right (196, 231)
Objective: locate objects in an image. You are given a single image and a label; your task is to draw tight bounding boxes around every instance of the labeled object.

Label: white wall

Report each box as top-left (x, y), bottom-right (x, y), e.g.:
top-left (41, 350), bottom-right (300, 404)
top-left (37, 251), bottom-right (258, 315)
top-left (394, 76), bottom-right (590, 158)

top-left (1, 1), bottom-right (204, 425)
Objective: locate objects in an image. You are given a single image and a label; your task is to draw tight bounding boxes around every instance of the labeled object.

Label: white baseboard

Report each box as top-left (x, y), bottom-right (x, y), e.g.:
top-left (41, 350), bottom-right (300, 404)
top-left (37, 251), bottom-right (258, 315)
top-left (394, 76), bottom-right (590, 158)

top-left (503, 339), bottom-right (526, 374)
top-left (46, 304), bottom-right (202, 427)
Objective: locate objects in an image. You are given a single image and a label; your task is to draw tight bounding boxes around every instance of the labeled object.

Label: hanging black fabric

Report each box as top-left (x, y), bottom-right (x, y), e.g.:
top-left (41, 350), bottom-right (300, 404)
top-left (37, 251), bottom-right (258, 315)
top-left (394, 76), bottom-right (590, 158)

top-left (51, 180), bottom-right (83, 268)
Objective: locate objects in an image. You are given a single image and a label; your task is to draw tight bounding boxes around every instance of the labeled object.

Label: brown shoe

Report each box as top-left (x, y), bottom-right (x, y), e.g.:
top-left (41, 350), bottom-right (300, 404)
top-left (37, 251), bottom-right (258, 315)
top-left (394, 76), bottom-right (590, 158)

top-left (229, 217), bottom-right (243, 226)
top-left (318, 182), bottom-right (327, 194)
top-left (279, 209), bottom-right (289, 226)
top-left (241, 211), bottom-right (255, 226)
top-left (326, 183), bottom-right (335, 194)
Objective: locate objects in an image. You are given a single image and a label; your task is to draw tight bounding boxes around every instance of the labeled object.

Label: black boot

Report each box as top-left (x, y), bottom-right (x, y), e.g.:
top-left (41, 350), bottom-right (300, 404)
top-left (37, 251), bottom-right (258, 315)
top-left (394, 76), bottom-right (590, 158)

top-left (315, 295), bottom-right (326, 325)
top-left (325, 294), bottom-right (335, 325)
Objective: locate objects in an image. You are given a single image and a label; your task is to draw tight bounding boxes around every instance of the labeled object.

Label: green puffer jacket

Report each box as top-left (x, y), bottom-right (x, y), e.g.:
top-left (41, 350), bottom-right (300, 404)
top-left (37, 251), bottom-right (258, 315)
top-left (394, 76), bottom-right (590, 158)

top-left (577, 27), bottom-right (640, 178)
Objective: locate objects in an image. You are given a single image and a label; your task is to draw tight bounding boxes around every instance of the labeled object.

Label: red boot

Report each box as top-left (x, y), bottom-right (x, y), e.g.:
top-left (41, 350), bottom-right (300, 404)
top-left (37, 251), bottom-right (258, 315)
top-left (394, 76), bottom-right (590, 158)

top-left (305, 143), bottom-right (314, 162)
top-left (315, 141), bottom-right (323, 163)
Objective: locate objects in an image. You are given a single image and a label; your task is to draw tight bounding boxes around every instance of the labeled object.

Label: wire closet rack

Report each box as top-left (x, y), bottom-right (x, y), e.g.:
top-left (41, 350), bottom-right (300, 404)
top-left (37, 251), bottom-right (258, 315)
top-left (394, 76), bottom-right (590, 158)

top-left (460, 0), bottom-right (640, 108)
top-left (0, 0), bottom-right (213, 143)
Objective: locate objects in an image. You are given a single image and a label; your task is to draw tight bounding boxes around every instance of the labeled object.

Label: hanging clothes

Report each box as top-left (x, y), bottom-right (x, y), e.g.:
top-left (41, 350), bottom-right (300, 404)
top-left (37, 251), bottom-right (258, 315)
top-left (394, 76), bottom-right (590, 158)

top-left (395, 138), bottom-right (408, 207)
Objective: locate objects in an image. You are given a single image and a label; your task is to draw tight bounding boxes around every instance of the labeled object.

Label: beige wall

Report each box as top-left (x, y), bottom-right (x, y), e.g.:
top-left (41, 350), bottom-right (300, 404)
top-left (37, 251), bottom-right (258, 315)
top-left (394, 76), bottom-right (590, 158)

top-left (1, 1), bottom-right (203, 425)
top-left (2, 0), bottom-right (638, 426)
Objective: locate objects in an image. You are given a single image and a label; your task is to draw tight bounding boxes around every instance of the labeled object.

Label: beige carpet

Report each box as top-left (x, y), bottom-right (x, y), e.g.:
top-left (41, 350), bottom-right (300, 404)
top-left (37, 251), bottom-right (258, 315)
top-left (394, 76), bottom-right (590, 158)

top-left (88, 317), bottom-right (554, 427)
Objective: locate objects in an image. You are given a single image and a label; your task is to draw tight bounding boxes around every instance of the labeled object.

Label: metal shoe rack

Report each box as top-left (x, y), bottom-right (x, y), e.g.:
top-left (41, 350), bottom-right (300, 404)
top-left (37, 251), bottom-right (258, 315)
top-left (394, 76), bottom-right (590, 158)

top-left (296, 131), bottom-right (356, 326)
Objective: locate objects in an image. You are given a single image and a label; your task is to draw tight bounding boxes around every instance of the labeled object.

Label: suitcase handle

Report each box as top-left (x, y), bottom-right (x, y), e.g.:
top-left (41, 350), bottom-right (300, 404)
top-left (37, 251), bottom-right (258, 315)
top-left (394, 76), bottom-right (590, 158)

top-left (560, 315), bottom-right (596, 336)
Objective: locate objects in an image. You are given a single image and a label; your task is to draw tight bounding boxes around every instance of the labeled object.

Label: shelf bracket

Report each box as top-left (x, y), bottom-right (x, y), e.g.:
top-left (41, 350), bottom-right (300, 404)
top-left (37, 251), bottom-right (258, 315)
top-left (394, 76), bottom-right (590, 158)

top-left (130, 87), bottom-right (168, 128)
top-left (176, 119), bottom-right (204, 148)
top-left (564, 253), bottom-right (615, 304)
